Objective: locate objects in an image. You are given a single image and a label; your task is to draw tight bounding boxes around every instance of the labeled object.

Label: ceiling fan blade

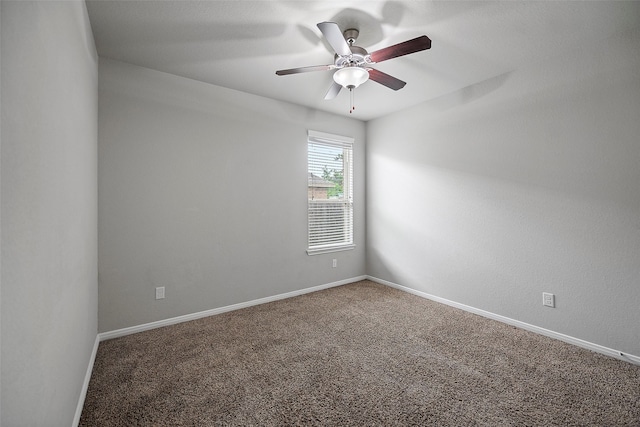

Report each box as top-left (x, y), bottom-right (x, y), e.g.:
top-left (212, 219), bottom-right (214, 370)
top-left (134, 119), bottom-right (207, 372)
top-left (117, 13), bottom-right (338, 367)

top-left (317, 22), bottom-right (352, 57)
top-left (276, 64), bottom-right (335, 76)
top-left (369, 35), bottom-right (432, 63)
top-left (324, 82), bottom-right (342, 100)
top-left (368, 68), bottom-right (406, 91)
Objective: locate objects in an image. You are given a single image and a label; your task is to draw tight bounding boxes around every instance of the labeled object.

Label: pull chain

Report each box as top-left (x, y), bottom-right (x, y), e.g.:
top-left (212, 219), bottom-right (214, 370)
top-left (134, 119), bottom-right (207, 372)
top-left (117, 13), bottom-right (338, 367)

top-left (349, 87), bottom-right (356, 114)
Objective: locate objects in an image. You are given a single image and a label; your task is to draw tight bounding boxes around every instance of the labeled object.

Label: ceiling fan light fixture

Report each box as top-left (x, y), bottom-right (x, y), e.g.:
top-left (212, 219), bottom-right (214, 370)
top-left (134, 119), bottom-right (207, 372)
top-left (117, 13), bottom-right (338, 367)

top-left (333, 66), bottom-right (369, 89)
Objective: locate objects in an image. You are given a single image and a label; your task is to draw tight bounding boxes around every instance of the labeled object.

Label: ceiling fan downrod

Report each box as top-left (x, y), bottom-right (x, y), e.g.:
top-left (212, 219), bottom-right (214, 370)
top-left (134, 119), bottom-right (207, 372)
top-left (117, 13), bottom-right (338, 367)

top-left (343, 28), bottom-right (359, 46)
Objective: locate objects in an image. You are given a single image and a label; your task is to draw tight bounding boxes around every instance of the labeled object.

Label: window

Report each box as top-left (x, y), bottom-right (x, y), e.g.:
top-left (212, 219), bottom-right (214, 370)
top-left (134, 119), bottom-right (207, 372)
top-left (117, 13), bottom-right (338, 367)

top-left (307, 130), bottom-right (354, 255)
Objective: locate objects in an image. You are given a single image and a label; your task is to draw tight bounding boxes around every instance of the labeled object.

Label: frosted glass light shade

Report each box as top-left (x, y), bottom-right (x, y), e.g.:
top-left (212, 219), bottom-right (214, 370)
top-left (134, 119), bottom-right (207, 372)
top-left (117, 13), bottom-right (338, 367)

top-left (333, 67), bottom-right (369, 89)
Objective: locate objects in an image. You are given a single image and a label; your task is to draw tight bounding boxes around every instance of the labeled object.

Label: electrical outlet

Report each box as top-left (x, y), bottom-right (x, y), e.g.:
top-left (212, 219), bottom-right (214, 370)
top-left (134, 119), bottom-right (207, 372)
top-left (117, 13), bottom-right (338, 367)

top-left (332, 259), bottom-right (337, 268)
top-left (542, 292), bottom-right (555, 308)
top-left (155, 286), bottom-right (165, 300)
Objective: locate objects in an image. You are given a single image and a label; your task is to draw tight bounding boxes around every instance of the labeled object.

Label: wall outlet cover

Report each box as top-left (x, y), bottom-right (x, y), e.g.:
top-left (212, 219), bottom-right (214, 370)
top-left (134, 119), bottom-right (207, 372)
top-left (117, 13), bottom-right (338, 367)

top-left (542, 292), bottom-right (555, 308)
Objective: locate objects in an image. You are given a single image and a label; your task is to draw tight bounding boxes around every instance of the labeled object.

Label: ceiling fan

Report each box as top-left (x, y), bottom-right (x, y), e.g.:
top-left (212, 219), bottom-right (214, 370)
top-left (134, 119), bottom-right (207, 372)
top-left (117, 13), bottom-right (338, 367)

top-left (276, 22), bottom-right (431, 112)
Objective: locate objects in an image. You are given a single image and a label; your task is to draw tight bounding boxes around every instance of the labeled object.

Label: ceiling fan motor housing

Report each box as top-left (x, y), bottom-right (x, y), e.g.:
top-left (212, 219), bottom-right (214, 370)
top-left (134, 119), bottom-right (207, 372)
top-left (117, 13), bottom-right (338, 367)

top-left (335, 45), bottom-right (370, 68)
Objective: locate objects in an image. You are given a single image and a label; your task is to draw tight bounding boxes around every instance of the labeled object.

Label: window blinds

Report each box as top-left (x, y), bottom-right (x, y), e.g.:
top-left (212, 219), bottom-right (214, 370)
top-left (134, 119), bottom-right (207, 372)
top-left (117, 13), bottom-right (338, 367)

top-left (307, 130), bottom-right (354, 255)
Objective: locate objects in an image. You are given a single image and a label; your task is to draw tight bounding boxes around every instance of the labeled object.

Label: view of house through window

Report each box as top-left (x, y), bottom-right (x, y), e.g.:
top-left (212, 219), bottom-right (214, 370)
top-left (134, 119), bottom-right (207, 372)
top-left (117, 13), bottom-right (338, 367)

top-left (307, 130), bottom-right (354, 255)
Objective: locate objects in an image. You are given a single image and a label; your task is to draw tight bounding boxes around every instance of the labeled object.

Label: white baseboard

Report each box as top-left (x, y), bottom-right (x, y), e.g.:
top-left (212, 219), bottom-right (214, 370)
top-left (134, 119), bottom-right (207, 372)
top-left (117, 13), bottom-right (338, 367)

top-left (99, 275), bottom-right (367, 341)
top-left (368, 275), bottom-right (640, 366)
top-left (73, 334), bottom-right (100, 427)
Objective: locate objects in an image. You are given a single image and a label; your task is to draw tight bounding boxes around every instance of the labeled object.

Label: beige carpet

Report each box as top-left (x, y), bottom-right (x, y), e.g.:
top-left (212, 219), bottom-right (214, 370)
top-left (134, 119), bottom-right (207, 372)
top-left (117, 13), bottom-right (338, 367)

top-left (80, 280), bottom-right (640, 426)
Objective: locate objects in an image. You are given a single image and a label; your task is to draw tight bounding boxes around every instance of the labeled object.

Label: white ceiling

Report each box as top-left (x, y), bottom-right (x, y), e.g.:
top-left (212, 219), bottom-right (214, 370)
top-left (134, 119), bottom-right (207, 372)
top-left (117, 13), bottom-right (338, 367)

top-left (86, 1), bottom-right (640, 121)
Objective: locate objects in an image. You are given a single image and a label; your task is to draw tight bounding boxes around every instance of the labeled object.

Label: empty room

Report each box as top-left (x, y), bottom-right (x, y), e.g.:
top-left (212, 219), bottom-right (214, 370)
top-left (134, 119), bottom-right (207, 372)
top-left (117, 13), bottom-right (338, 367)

top-left (1, 1), bottom-right (639, 425)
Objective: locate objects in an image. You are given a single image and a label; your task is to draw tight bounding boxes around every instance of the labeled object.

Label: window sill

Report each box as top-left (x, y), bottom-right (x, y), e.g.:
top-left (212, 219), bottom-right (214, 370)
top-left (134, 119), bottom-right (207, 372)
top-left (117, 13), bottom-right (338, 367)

top-left (307, 244), bottom-right (356, 256)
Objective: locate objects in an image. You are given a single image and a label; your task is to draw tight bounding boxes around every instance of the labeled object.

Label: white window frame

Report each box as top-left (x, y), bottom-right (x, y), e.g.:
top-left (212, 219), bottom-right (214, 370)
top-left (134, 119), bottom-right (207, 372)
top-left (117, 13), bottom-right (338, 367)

top-left (307, 130), bottom-right (355, 255)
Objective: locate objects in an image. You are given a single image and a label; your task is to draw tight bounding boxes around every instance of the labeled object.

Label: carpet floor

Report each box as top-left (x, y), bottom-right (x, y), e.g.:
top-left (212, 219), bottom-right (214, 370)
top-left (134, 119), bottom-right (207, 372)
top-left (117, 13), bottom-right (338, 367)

top-left (80, 280), bottom-right (640, 426)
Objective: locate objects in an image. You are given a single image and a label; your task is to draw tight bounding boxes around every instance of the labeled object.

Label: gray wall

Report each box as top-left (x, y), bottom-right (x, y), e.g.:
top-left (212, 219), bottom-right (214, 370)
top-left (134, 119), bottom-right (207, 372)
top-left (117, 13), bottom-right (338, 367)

top-left (1, 1), bottom-right (98, 426)
top-left (98, 59), bottom-right (366, 333)
top-left (366, 26), bottom-right (640, 355)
